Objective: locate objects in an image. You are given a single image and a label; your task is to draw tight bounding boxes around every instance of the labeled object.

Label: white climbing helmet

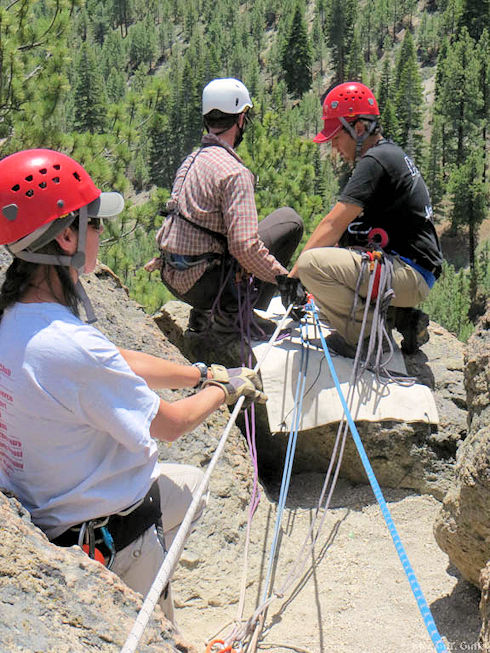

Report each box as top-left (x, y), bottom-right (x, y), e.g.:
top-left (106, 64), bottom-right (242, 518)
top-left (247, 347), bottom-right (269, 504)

top-left (202, 78), bottom-right (253, 116)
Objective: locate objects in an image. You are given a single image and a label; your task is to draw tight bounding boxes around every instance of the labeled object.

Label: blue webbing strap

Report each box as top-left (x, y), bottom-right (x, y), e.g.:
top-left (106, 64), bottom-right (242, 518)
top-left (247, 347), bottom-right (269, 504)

top-left (309, 299), bottom-right (448, 653)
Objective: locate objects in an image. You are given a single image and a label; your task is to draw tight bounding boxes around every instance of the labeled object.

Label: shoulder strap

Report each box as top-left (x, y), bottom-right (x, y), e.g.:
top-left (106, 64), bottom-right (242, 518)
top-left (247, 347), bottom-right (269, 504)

top-left (165, 141), bottom-right (230, 249)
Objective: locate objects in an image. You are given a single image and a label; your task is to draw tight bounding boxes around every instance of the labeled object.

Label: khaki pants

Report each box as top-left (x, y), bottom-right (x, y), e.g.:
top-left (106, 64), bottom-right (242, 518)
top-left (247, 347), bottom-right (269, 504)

top-left (297, 247), bottom-right (430, 346)
top-left (110, 462), bottom-right (208, 624)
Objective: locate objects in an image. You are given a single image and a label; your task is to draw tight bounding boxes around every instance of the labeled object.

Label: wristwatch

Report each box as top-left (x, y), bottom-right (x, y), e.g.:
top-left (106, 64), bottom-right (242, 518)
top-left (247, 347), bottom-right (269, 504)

top-left (192, 362), bottom-right (208, 388)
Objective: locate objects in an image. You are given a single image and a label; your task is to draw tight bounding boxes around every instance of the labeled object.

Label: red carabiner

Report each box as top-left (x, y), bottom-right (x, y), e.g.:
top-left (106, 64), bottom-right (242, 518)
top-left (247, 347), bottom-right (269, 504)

top-left (205, 639), bottom-right (237, 653)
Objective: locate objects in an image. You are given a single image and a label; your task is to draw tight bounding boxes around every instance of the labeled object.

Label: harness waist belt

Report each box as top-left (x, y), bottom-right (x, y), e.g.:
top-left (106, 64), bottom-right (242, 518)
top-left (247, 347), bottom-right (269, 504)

top-left (398, 255), bottom-right (437, 288)
top-left (163, 251), bottom-right (222, 271)
top-left (51, 480), bottom-right (162, 553)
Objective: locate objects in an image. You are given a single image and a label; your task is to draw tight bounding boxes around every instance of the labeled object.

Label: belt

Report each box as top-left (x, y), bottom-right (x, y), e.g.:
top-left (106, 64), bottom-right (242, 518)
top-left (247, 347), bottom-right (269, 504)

top-left (51, 481), bottom-right (163, 557)
top-left (163, 251), bottom-right (222, 271)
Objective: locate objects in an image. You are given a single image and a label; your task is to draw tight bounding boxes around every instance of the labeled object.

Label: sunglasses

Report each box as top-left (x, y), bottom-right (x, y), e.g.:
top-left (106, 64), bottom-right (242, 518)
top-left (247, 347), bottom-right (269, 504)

top-left (87, 217), bottom-right (102, 231)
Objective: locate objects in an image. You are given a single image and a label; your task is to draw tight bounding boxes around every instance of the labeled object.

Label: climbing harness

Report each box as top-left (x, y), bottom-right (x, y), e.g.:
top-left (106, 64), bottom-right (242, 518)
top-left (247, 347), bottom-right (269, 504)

top-left (53, 480), bottom-right (165, 571)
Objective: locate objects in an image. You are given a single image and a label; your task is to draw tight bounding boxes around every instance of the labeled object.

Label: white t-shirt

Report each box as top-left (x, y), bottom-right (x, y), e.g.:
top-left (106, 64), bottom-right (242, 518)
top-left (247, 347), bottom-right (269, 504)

top-left (0, 302), bottom-right (160, 539)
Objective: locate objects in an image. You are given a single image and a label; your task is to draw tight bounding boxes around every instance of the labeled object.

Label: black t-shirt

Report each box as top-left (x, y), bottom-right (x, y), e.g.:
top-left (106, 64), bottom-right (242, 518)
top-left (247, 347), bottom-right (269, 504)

top-left (339, 139), bottom-right (443, 275)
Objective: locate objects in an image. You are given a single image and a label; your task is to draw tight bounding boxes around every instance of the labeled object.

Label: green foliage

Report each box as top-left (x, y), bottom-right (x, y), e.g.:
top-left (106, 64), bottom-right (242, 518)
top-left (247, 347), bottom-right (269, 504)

top-left (0, 0), bottom-right (73, 147)
top-left (326, 0), bottom-right (357, 82)
top-left (281, 4), bottom-right (312, 98)
top-left (72, 42), bottom-right (108, 133)
top-left (421, 261), bottom-right (473, 341)
top-left (394, 31), bottom-right (424, 158)
top-left (0, 0), bottom-right (487, 337)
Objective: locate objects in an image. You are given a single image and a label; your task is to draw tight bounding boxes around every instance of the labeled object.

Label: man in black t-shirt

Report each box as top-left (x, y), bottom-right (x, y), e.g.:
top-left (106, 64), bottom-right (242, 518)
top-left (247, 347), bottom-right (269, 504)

top-left (290, 82), bottom-right (443, 354)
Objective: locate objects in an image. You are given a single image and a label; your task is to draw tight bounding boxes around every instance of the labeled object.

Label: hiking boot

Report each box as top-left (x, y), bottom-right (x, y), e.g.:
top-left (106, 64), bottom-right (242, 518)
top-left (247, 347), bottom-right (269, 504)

top-left (324, 332), bottom-right (359, 358)
top-left (211, 310), bottom-right (278, 340)
top-left (324, 331), bottom-right (395, 360)
top-left (211, 311), bottom-right (240, 335)
top-left (188, 308), bottom-right (211, 333)
top-left (389, 307), bottom-right (430, 355)
top-left (250, 311), bottom-right (278, 337)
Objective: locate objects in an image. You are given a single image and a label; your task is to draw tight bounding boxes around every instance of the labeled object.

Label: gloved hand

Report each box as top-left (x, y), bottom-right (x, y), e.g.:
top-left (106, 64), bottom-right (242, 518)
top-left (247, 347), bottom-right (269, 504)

top-left (203, 364), bottom-right (267, 408)
top-left (275, 274), bottom-right (308, 320)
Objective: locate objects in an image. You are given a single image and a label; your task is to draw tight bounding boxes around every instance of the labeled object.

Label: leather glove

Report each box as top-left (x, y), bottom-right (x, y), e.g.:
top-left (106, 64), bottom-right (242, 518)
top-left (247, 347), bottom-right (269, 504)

top-left (203, 364), bottom-right (267, 408)
top-left (275, 274), bottom-right (308, 320)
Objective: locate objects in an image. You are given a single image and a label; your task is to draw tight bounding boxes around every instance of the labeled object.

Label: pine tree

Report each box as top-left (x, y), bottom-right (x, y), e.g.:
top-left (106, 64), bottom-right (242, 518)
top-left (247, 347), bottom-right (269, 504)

top-left (436, 27), bottom-right (482, 167)
top-left (129, 17), bottom-right (157, 71)
top-left (281, 4), bottom-right (312, 98)
top-left (345, 28), bottom-right (366, 81)
top-left (111, 0), bottom-right (133, 37)
top-left (448, 148), bottom-right (488, 300)
top-left (72, 43), bottom-right (108, 134)
top-left (0, 0), bottom-right (71, 144)
top-left (106, 67), bottom-right (126, 103)
top-left (394, 31), bottom-right (424, 158)
top-left (477, 29), bottom-right (489, 184)
top-left (327, 0), bottom-right (357, 83)
top-left (459, 0), bottom-right (489, 40)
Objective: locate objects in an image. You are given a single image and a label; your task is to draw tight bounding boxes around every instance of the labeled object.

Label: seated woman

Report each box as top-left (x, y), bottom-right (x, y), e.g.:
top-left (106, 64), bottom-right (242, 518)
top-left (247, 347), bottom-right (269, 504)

top-left (0, 149), bottom-right (266, 622)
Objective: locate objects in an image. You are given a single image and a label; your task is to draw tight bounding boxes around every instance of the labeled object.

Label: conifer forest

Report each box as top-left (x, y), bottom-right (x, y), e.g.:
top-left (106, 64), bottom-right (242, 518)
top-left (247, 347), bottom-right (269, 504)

top-left (0, 0), bottom-right (488, 339)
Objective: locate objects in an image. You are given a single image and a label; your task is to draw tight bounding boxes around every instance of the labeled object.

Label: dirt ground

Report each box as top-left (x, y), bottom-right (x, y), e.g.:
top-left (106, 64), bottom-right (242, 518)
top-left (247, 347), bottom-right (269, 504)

top-left (175, 474), bottom-right (482, 653)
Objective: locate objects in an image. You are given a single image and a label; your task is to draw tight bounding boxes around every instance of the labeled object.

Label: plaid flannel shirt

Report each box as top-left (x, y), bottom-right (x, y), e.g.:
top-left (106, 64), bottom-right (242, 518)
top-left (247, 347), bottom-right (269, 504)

top-left (157, 133), bottom-right (287, 294)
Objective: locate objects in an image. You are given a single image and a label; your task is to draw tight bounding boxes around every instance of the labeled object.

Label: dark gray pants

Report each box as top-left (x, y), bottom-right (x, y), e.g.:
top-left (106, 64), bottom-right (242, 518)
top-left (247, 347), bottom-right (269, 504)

top-left (163, 207), bottom-right (303, 313)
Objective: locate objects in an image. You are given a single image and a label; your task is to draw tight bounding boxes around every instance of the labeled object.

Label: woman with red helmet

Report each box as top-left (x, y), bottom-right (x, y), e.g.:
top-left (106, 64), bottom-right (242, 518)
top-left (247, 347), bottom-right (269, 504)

top-left (0, 149), bottom-right (266, 622)
top-left (289, 82), bottom-right (443, 355)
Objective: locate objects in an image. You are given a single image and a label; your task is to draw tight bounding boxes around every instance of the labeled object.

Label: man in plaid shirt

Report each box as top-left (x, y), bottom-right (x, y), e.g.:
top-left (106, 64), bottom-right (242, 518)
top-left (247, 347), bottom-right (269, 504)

top-left (147, 78), bottom-right (303, 335)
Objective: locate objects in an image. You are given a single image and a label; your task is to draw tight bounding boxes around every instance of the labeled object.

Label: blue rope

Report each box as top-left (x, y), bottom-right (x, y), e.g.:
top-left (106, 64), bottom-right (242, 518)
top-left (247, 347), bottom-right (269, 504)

top-left (261, 315), bottom-right (310, 602)
top-left (308, 299), bottom-right (447, 653)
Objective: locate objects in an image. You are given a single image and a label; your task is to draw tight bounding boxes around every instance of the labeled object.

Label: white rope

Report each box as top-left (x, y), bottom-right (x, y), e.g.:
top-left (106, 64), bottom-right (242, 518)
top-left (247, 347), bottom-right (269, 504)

top-left (121, 306), bottom-right (293, 653)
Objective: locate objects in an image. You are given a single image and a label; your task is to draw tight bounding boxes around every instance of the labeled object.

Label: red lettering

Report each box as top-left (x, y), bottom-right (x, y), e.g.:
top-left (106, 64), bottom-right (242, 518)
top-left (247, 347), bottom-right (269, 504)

top-left (0, 433), bottom-right (21, 447)
top-left (0, 390), bottom-right (13, 403)
top-left (0, 451), bottom-right (23, 471)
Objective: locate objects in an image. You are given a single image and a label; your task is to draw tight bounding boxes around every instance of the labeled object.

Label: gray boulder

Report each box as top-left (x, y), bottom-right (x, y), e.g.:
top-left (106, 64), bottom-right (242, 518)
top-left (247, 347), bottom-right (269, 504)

top-left (159, 301), bottom-right (468, 499)
top-left (0, 490), bottom-right (189, 652)
top-left (434, 303), bottom-right (490, 586)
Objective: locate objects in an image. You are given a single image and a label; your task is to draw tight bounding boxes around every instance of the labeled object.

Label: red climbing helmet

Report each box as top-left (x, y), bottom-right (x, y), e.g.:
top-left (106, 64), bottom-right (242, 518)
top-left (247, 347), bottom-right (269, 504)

top-left (0, 149), bottom-right (102, 246)
top-left (313, 82), bottom-right (380, 143)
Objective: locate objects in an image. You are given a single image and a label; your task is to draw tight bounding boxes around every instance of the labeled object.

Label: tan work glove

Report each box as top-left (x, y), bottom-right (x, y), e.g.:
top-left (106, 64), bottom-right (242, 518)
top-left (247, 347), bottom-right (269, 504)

top-left (203, 364), bottom-right (267, 408)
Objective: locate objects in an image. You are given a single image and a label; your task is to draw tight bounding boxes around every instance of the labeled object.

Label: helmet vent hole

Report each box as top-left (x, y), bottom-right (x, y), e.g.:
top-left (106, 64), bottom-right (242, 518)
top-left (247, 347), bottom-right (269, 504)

top-left (52, 177), bottom-right (60, 184)
top-left (73, 172), bottom-right (81, 181)
top-left (53, 164), bottom-right (61, 170)
top-left (39, 182), bottom-right (47, 189)
top-left (26, 189), bottom-right (34, 197)
top-left (39, 168), bottom-right (47, 174)
top-left (11, 184), bottom-right (20, 192)
top-left (25, 175), bottom-right (33, 182)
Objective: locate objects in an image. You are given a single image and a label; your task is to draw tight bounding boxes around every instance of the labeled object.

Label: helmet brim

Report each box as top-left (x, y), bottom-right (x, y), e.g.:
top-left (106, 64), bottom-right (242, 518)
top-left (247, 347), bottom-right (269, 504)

top-left (86, 192), bottom-right (124, 219)
top-left (313, 119), bottom-right (343, 143)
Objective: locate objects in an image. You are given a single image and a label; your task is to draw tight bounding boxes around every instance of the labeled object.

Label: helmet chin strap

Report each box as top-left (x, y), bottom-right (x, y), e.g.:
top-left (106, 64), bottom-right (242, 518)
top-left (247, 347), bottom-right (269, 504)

top-left (340, 117), bottom-right (378, 160)
top-left (8, 205), bottom-right (97, 323)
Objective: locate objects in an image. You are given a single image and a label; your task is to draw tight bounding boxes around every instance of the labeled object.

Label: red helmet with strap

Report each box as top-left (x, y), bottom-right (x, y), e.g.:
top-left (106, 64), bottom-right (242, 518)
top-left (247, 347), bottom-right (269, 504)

top-left (0, 149), bottom-right (101, 246)
top-left (0, 149), bottom-right (124, 323)
top-left (313, 82), bottom-right (380, 144)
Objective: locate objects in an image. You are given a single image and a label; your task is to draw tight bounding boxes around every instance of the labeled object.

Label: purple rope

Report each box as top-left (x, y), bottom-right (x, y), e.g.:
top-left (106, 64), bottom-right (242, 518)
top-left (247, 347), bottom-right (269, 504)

top-left (237, 278), bottom-right (261, 518)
